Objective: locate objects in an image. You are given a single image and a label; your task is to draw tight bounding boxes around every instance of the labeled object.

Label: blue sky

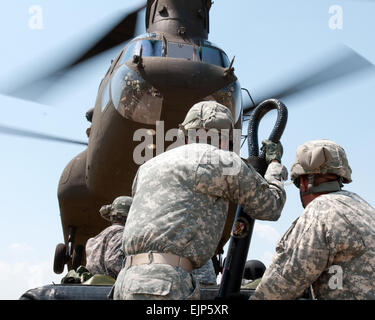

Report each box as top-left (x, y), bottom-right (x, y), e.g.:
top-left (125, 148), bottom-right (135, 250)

top-left (0, 0), bottom-right (374, 299)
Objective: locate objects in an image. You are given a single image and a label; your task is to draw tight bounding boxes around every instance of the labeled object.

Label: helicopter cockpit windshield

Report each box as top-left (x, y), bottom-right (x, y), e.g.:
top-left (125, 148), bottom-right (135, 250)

top-left (119, 36), bottom-right (230, 68)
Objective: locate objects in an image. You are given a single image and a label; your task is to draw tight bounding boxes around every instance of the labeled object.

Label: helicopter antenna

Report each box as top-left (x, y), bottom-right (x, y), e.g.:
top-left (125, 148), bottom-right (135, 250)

top-left (224, 56), bottom-right (235, 77)
top-left (241, 87), bottom-right (256, 110)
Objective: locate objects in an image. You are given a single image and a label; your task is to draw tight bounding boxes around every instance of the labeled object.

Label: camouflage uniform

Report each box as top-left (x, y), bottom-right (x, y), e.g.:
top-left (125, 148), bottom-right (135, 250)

top-left (85, 196), bottom-right (132, 279)
top-left (252, 140), bottom-right (375, 300)
top-left (114, 141), bottom-right (287, 299)
top-left (85, 225), bottom-right (125, 279)
top-left (193, 259), bottom-right (217, 286)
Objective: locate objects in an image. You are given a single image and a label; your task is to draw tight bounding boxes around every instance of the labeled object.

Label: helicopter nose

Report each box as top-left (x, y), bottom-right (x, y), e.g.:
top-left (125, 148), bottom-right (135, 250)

top-left (133, 57), bottom-right (237, 100)
top-left (110, 58), bottom-right (240, 126)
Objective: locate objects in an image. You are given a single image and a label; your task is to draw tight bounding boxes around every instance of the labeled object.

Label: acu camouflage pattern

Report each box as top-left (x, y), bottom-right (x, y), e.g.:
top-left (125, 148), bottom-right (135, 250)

top-left (192, 259), bottom-right (217, 286)
top-left (114, 258), bottom-right (216, 300)
top-left (100, 196), bottom-right (132, 224)
top-left (252, 190), bottom-right (375, 300)
top-left (85, 224), bottom-right (125, 279)
top-left (114, 142), bottom-right (287, 299)
top-left (290, 139), bottom-right (352, 184)
top-left (179, 101), bottom-right (234, 135)
top-left (114, 264), bottom-right (200, 300)
top-left (111, 195), bottom-right (132, 213)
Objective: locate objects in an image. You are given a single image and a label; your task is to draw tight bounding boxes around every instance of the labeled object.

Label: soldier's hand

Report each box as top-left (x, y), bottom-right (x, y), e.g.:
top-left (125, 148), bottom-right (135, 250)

top-left (261, 140), bottom-right (283, 164)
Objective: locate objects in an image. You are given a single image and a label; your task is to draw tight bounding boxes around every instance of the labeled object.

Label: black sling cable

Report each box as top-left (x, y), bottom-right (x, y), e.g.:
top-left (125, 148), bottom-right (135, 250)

top-left (216, 99), bottom-right (288, 299)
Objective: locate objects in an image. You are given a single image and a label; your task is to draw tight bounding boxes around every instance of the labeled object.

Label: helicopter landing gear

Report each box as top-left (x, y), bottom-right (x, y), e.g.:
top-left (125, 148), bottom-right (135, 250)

top-left (53, 243), bottom-right (69, 274)
top-left (72, 244), bottom-right (84, 270)
top-left (53, 226), bottom-right (85, 274)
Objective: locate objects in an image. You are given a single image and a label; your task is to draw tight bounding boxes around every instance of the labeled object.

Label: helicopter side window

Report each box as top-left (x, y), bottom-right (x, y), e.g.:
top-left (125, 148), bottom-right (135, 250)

top-left (220, 51), bottom-right (230, 68)
top-left (200, 46), bottom-right (230, 68)
top-left (141, 40), bottom-right (162, 57)
top-left (120, 40), bottom-right (162, 64)
top-left (167, 42), bottom-right (194, 60)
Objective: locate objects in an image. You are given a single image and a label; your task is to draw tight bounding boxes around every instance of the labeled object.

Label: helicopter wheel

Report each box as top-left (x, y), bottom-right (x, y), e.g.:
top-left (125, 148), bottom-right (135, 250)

top-left (53, 243), bottom-right (68, 274)
top-left (71, 244), bottom-right (84, 270)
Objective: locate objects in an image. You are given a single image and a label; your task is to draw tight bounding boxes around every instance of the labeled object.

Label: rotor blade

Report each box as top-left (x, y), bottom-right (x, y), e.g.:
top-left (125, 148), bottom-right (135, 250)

top-left (3, 4), bottom-right (146, 102)
top-left (0, 125), bottom-right (88, 146)
top-left (67, 4), bottom-right (146, 69)
top-left (243, 45), bottom-right (374, 114)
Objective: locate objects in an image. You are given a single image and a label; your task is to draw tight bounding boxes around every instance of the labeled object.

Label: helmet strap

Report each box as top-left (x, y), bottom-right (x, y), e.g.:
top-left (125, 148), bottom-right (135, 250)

top-left (299, 174), bottom-right (342, 208)
top-left (300, 180), bottom-right (342, 196)
top-left (307, 175), bottom-right (314, 190)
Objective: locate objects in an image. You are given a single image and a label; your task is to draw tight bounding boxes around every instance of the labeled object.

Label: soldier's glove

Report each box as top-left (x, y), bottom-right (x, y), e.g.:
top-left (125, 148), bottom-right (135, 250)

top-left (261, 140), bottom-right (283, 164)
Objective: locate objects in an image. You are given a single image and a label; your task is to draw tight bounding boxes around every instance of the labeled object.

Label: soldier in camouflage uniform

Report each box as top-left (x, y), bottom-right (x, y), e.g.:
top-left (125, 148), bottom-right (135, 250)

top-left (85, 196), bottom-right (132, 279)
top-left (252, 140), bottom-right (375, 300)
top-left (114, 101), bottom-right (287, 300)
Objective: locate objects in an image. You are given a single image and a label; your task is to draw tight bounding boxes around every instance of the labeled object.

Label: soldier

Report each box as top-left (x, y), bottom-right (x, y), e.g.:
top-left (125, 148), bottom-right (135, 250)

top-left (85, 196), bottom-right (132, 279)
top-left (114, 101), bottom-right (287, 300)
top-left (252, 139), bottom-right (375, 300)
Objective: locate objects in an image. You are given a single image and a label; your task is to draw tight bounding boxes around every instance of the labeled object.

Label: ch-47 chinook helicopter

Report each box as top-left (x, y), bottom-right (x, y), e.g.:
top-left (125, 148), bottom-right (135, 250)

top-left (1, 0), bottom-right (374, 299)
top-left (56, 0), bottom-right (243, 273)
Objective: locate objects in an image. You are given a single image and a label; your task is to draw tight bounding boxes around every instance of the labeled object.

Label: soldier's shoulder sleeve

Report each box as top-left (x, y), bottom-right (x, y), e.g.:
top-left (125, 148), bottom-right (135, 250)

top-left (252, 205), bottom-right (330, 300)
top-left (195, 150), bottom-right (286, 221)
top-left (194, 149), bottom-right (242, 198)
top-left (319, 193), bottom-right (366, 261)
top-left (234, 160), bottom-right (287, 221)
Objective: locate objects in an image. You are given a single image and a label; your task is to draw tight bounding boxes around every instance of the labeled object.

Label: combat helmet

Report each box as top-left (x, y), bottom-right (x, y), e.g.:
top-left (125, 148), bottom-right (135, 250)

top-left (243, 260), bottom-right (266, 281)
top-left (290, 139), bottom-right (352, 189)
top-left (179, 101), bottom-right (234, 135)
top-left (99, 196), bottom-right (132, 224)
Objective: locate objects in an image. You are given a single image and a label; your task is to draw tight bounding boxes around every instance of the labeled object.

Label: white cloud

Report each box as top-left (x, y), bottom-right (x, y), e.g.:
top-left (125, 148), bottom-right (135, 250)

top-left (0, 260), bottom-right (64, 300)
top-left (0, 242), bottom-right (65, 299)
top-left (8, 242), bottom-right (34, 254)
top-left (253, 223), bottom-right (281, 244)
top-left (259, 251), bottom-right (275, 268)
